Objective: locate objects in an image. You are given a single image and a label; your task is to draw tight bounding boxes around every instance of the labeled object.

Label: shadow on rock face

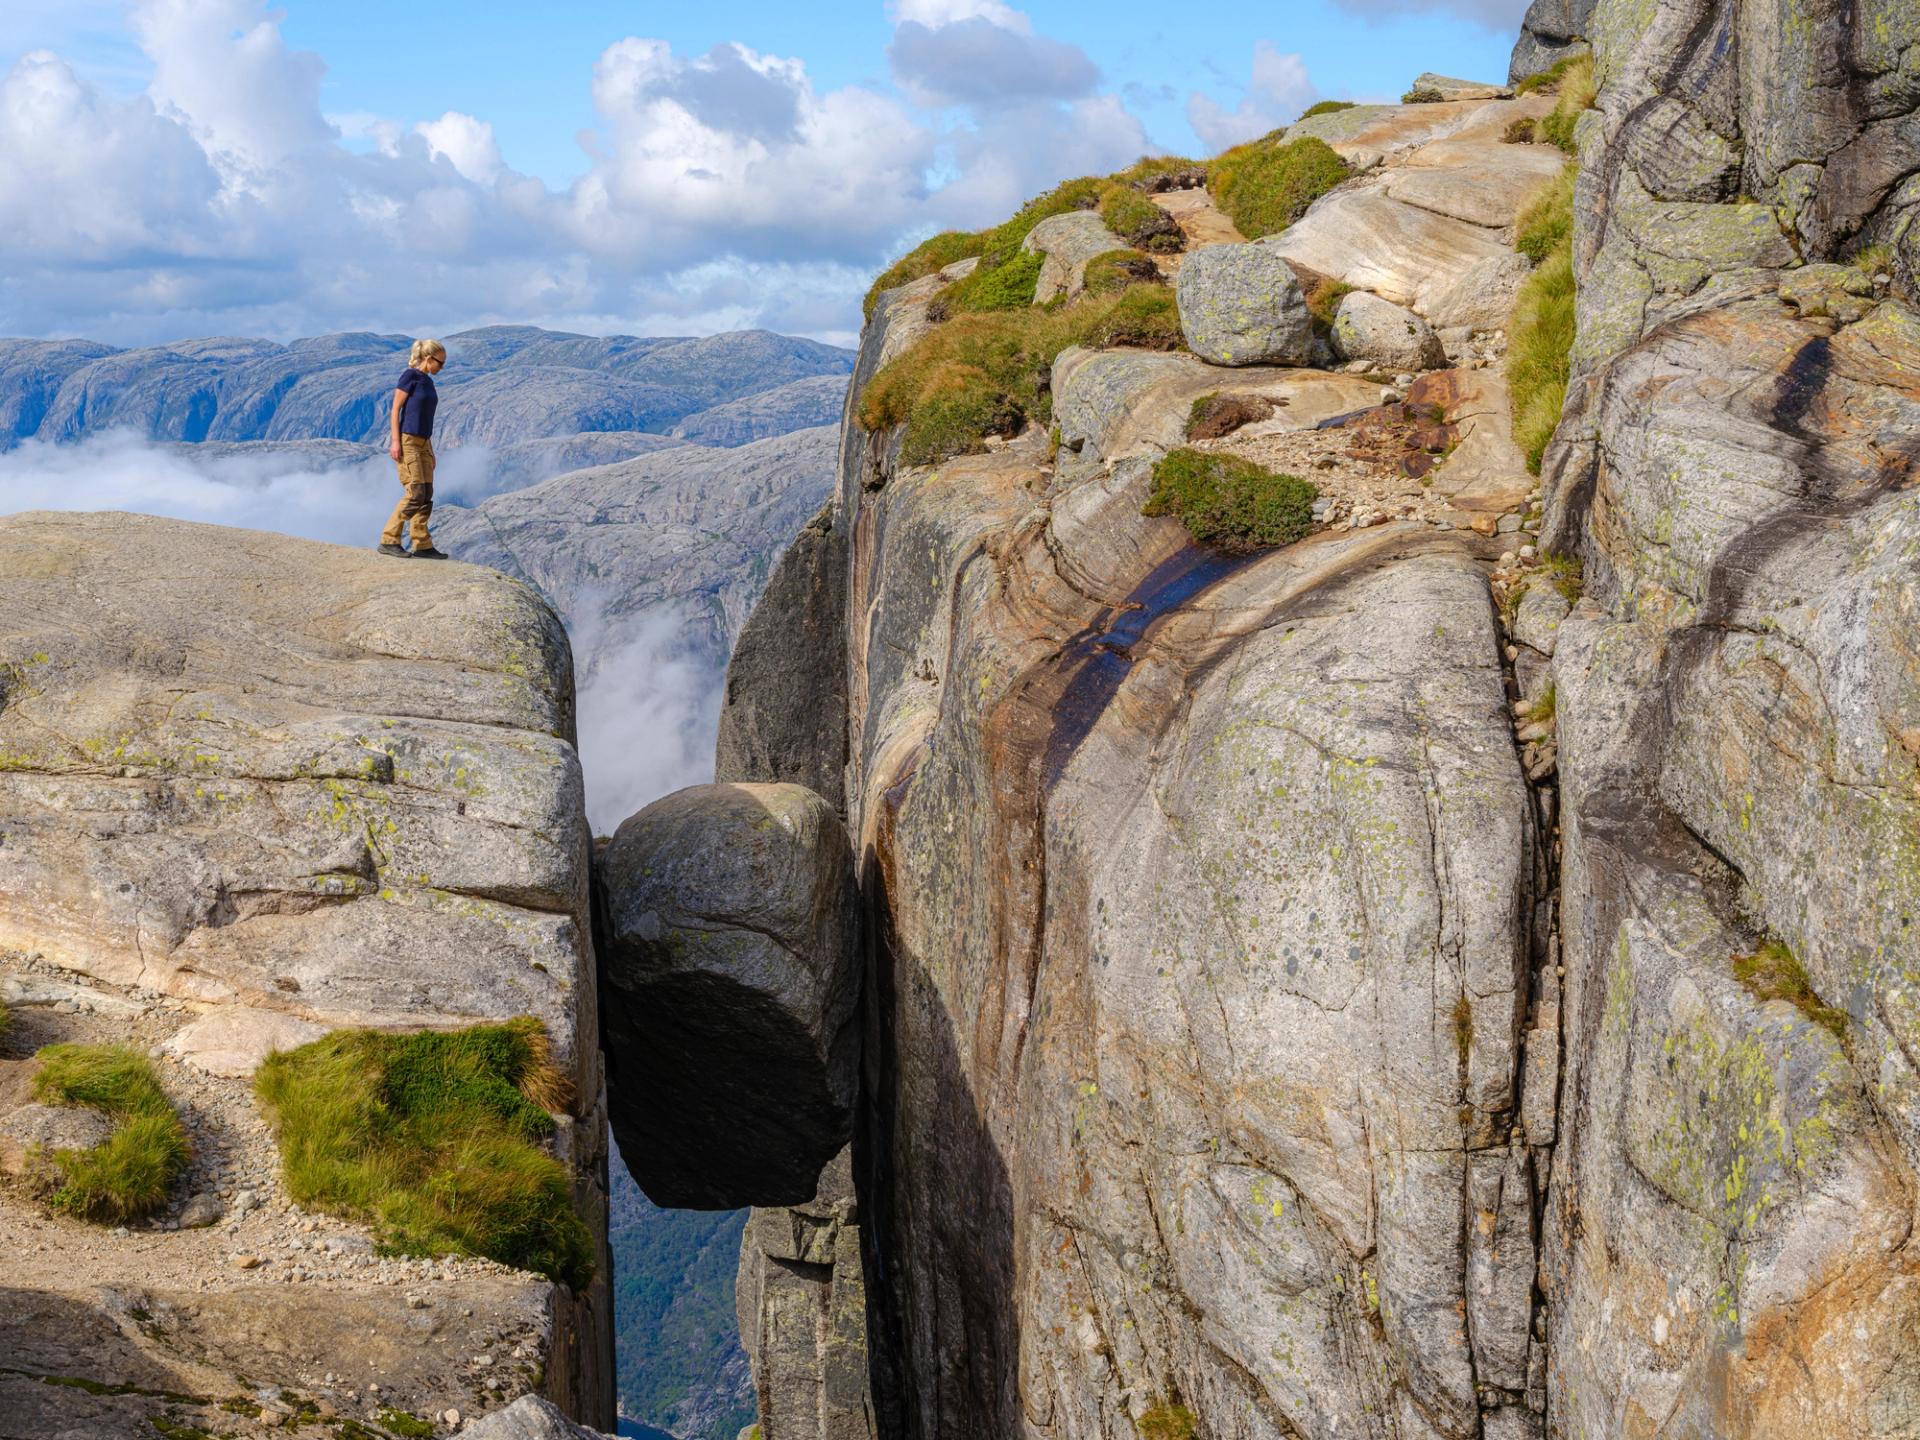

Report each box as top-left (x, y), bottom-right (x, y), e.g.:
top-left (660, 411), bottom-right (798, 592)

top-left (596, 782), bottom-right (861, 1211)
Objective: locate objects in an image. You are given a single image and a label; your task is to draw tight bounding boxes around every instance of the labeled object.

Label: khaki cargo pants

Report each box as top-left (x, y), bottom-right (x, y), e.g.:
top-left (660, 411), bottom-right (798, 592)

top-left (381, 434), bottom-right (436, 548)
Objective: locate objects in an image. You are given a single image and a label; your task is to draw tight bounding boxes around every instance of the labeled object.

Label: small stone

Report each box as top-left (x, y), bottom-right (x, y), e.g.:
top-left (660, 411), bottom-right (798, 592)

top-left (442, 1410), bottom-right (461, 1428)
top-left (1393, 374), bottom-right (1414, 388)
top-left (178, 1193), bottom-right (225, 1229)
top-left (1380, 388), bottom-right (1403, 405)
top-left (232, 1253), bottom-right (262, 1269)
top-left (1519, 544), bottom-right (1537, 560)
top-left (1496, 513), bottom-right (1523, 533)
top-left (1500, 551), bottom-right (1517, 565)
top-left (1469, 514), bottom-right (1498, 535)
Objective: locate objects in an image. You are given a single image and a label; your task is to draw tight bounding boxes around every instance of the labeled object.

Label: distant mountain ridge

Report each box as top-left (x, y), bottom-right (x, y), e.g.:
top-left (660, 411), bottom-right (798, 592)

top-left (0, 325), bottom-right (852, 450)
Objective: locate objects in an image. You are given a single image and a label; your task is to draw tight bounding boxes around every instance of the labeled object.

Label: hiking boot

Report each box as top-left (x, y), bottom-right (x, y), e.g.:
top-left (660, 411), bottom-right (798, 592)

top-left (411, 547), bottom-right (450, 560)
top-left (377, 543), bottom-right (408, 557)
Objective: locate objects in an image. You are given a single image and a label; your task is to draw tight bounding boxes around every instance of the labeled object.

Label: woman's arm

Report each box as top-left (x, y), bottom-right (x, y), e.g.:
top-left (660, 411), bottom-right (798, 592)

top-left (389, 388), bottom-right (407, 461)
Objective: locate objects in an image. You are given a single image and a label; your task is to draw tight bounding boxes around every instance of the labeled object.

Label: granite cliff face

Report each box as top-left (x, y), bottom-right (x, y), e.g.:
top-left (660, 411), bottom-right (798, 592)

top-left (0, 512), bottom-right (613, 1434)
top-left (632, 2), bottom-right (1920, 1434)
top-left (1534, 0), bottom-right (1920, 1431)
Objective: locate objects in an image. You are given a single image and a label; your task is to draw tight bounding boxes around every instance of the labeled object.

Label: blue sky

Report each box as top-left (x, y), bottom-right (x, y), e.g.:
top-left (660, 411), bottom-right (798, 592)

top-left (0, 0), bottom-right (1525, 345)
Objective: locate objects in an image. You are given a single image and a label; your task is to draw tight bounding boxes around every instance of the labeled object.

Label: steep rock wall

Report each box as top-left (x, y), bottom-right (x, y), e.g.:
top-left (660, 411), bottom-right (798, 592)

top-left (810, 262), bottom-right (1552, 1437)
top-left (1536, 0), bottom-right (1920, 1432)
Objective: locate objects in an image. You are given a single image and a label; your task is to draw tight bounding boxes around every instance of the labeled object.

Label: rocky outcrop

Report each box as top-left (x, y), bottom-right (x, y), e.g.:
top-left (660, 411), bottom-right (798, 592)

top-left (672, 375), bottom-right (852, 447)
top-left (716, 503), bottom-right (849, 804)
top-left (0, 511), bottom-right (613, 1429)
top-left (597, 783), bottom-right (859, 1210)
top-left (735, 1149), bottom-right (874, 1440)
top-left (1531, 0), bottom-right (1920, 1433)
top-left (1508, 0), bottom-right (1595, 84)
top-left (1024, 212), bottom-right (1131, 304)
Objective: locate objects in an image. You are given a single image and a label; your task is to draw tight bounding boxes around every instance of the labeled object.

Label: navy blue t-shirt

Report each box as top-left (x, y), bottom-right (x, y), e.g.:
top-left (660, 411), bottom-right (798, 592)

top-left (396, 366), bottom-right (438, 439)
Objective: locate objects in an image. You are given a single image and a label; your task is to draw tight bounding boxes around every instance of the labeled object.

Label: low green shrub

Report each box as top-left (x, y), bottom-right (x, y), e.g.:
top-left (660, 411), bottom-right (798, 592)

top-left (1299, 100), bottom-right (1356, 120)
top-left (1112, 154), bottom-right (1207, 186)
top-left (859, 283), bottom-right (1180, 466)
top-left (1733, 941), bottom-right (1847, 1040)
top-left (1143, 448), bottom-right (1317, 550)
top-left (1537, 55), bottom-right (1595, 153)
top-left (31, 1044), bottom-right (190, 1221)
top-left (1402, 86), bottom-right (1446, 104)
top-left (944, 249), bottom-right (1047, 313)
top-left (1515, 166), bottom-right (1575, 263)
top-left (1503, 116), bottom-right (1538, 144)
top-left (864, 232), bottom-right (983, 320)
top-left (1208, 136), bottom-right (1350, 240)
top-left (256, 1018), bottom-right (593, 1288)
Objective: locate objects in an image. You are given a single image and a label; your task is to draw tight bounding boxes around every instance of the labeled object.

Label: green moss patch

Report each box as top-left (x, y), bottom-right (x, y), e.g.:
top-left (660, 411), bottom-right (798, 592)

top-left (1733, 941), bottom-right (1848, 1040)
top-left (1138, 1401), bottom-right (1197, 1440)
top-left (31, 1044), bottom-right (190, 1221)
top-left (1143, 449), bottom-right (1317, 550)
top-left (256, 1019), bottom-right (593, 1288)
top-left (1208, 136), bottom-right (1350, 240)
top-left (1299, 100), bottom-right (1356, 120)
top-left (859, 283), bottom-right (1181, 466)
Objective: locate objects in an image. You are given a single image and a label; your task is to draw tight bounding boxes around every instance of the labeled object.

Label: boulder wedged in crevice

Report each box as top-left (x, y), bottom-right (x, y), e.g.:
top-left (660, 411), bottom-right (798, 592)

top-left (596, 781), bottom-right (859, 1210)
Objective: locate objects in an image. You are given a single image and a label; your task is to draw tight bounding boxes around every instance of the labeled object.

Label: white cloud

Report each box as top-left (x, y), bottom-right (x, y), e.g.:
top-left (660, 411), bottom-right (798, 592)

top-left (416, 111), bottom-right (503, 184)
top-left (1188, 42), bottom-right (1319, 152)
top-left (1329, 0), bottom-right (1532, 29)
top-left (0, 0), bottom-right (1160, 343)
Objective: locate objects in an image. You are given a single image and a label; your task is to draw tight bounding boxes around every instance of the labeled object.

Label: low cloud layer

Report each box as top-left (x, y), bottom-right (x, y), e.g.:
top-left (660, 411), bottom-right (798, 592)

top-left (1, 0), bottom-right (1154, 345)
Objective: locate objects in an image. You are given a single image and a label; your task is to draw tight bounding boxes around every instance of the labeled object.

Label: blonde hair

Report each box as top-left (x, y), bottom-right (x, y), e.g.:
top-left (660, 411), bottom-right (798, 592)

top-left (408, 338), bottom-right (447, 367)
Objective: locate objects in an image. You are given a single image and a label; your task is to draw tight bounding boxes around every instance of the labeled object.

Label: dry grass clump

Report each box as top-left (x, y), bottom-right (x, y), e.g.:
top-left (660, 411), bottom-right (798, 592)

top-left (1516, 166), bottom-right (1576, 263)
top-left (256, 1017), bottom-right (593, 1288)
top-left (1538, 55), bottom-right (1595, 153)
top-left (1514, 52), bottom-right (1585, 95)
top-left (30, 1043), bottom-right (190, 1221)
top-left (1402, 86), bottom-right (1446, 104)
top-left (1208, 136), bottom-right (1350, 240)
top-left (863, 232), bottom-right (984, 320)
top-left (1143, 448), bottom-right (1317, 550)
top-left (1299, 100), bottom-right (1356, 120)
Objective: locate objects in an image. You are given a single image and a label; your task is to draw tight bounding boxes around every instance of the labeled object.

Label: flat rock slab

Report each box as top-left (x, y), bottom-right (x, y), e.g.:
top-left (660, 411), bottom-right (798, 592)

top-left (1261, 189), bottom-right (1516, 315)
top-left (1152, 188), bottom-right (1246, 254)
top-left (597, 781), bottom-right (860, 1209)
top-left (0, 511), bottom-right (596, 1086)
top-left (1411, 73), bottom-right (1512, 101)
top-left (1425, 368), bottom-right (1536, 512)
top-left (465, 1396), bottom-right (612, 1439)
top-left (163, 1008), bottom-right (330, 1077)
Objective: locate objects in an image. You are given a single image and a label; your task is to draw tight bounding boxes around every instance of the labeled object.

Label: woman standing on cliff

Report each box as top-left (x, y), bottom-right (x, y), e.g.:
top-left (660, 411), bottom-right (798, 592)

top-left (378, 338), bottom-right (450, 559)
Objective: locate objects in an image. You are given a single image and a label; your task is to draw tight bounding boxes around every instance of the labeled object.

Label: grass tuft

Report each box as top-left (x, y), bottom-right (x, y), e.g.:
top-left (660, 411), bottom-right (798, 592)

top-left (863, 232), bottom-right (983, 321)
top-left (31, 1044), bottom-right (190, 1221)
top-left (1299, 100), bottom-right (1357, 120)
top-left (1733, 941), bottom-right (1848, 1040)
top-left (1504, 116), bottom-right (1539, 144)
top-left (859, 284), bottom-right (1181, 466)
top-left (944, 249), bottom-right (1047, 313)
top-left (1515, 166), bottom-right (1576, 264)
top-left (1452, 995), bottom-right (1473, 1064)
top-left (1537, 55), bottom-right (1595, 153)
top-left (1084, 250), bottom-right (1163, 296)
top-left (1852, 242), bottom-right (1893, 277)
top-left (1208, 136), bottom-right (1350, 240)
top-left (1538, 553), bottom-right (1583, 605)
top-left (1299, 273), bottom-right (1355, 328)
top-left (1143, 448), bottom-right (1317, 550)
top-left (1099, 184), bottom-right (1182, 251)
top-left (1514, 53), bottom-right (1585, 95)
top-left (1507, 156), bottom-right (1577, 474)
top-left (1402, 86), bottom-right (1446, 104)
top-left (255, 1018), bottom-right (593, 1288)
